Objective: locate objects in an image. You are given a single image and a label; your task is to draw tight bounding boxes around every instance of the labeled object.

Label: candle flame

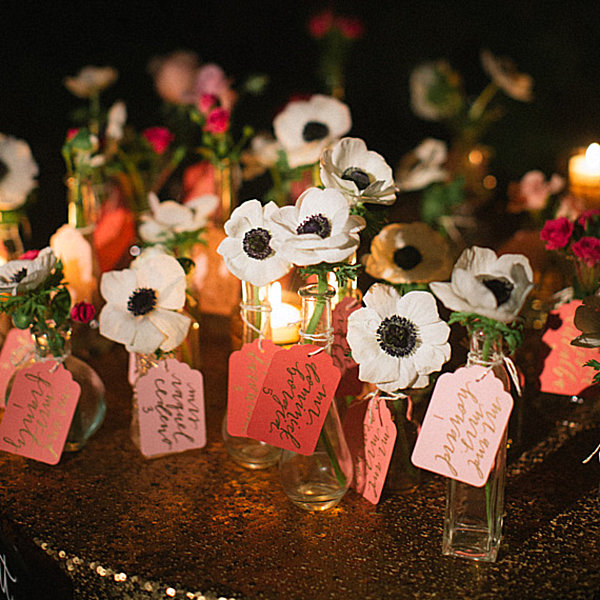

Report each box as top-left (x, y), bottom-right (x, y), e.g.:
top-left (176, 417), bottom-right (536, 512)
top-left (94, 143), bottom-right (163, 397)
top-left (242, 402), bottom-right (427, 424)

top-left (269, 281), bottom-right (282, 307)
top-left (585, 143), bottom-right (600, 169)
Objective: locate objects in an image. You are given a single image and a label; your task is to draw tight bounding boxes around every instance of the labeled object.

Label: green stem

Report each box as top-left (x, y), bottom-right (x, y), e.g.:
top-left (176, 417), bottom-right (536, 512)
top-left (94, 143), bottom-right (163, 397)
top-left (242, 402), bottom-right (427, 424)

top-left (303, 272), bottom-right (345, 487)
top-left (468, 82), bottom-right (499, 123)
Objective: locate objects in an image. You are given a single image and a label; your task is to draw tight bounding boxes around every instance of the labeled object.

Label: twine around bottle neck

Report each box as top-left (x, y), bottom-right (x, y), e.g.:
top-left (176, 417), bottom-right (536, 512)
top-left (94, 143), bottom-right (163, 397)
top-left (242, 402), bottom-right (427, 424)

top-left (240, 301), bottom-right (272, 350)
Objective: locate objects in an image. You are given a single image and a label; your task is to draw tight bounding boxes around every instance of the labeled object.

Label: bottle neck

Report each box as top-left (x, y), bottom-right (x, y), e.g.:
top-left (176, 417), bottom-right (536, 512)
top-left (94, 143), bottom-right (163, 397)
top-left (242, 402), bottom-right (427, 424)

top-left (240, 281), bottom-right (272, 344)
top-left (32, 325), bottom-right (71, 361)
top-left (299, 283), bottom-right (334, 351)
top-left (466, 328), bottom-right (504, 367)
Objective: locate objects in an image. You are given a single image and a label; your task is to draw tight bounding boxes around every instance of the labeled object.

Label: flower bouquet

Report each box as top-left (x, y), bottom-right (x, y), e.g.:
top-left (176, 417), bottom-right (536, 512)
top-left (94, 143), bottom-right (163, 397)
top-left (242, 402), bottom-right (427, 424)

top-left (0, 248), bottom-right (105, 457)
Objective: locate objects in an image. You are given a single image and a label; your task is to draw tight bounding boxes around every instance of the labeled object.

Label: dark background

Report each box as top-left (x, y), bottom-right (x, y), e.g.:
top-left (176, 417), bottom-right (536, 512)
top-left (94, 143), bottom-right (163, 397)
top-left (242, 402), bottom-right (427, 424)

top-left (2, 0), bottom-right (600, 247)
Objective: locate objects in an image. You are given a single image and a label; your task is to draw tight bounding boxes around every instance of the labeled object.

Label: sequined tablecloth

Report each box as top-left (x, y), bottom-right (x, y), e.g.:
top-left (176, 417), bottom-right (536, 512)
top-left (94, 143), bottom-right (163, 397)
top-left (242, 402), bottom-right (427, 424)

top-left (0, 315), bottom-right (599, 600)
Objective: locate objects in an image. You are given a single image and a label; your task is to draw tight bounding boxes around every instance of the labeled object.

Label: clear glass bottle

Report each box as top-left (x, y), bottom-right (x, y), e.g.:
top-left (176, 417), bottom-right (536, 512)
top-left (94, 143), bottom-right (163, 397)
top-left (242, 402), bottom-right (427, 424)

top-left (279, 283), bottom-right (353, 511)
top-left (442, 328), bottom-right (510, 562)
top-left (222, 282), bottom-right (281, 469)
top-left (6, 325), bottom-right (106, 452)
top-left (0, 213), bottom-right (25, 263)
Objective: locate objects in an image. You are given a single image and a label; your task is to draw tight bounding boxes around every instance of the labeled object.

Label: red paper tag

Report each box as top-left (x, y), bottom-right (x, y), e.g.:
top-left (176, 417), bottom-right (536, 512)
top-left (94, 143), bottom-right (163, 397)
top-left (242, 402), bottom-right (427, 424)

top-left (0, 362), bottom-right (80, 464)
top-left (540, 300), bottom-right (598, 395)
top-left (411, 365), bottom-right (513, 487)
top-left (331, 296), bottom-right (360, 375)
top-left (0, 329), bottom-right (34, 404)
top-left (246, 345), bottom-right (340, 455)
top-left (227, 339), bottom-right (279, 437)
top-left (362, 397), bottom-right (397, 504)
top-left (135, 358), bottom-right (206, 458)
top-left (342, 399), bottom-right (369, 493)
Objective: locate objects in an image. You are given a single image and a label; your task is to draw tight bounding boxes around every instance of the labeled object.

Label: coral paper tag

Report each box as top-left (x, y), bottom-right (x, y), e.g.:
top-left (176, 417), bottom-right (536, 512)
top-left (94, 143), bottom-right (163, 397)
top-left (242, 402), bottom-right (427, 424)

top-left (0, 329), bottom-right (34, 405)
top-left (227, 339), bottom-right (279, 437)
top-left (361, 397), bottom-right (397, 504)
top-left (411, 365), bottom-right (513, 487)
top-left (135, 358), bottom-right (206, 458)
top-left (0, 362), bottom-right (80, 465)
top-left (540, 300), bottom-right (598, 395)
top-left (246, 344), bottom-right (340, 455)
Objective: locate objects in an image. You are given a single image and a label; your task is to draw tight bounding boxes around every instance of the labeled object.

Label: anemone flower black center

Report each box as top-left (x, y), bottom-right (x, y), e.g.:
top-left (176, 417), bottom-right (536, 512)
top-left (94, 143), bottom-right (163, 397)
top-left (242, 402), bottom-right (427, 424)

top-left (243, 227), bottom-right (273, 260)
top-left (481, 277), bottom-right (514, 307)
top-left (127, 287), bottom-right (157, 317)
top-left (376, 315), bottom-right (418, 357)
top-left (296, 214), bottom-right (332, 239)
top-left (341, 167), bottom-right (371, 191)
top-left (302, 121), bottom-right (329, 142)
top-left (9, 267), bottom-right (27, 283)
top-left (0, 159), bottom-right (8, 181)
top-left (393, 246), bottom-right (423, 271)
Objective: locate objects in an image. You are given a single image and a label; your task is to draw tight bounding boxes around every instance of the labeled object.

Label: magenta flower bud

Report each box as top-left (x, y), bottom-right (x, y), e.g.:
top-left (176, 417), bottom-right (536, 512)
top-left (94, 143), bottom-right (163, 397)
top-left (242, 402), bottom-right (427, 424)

top-left (71, 301), bottom-right (96, 323)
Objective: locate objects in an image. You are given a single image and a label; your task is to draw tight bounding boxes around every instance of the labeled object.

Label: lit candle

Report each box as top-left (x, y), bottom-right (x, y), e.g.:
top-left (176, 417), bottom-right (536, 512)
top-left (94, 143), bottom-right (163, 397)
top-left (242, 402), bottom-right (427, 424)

top-left (268, 282), bottom-right (300, 346)
top-left (568, 143), bottom-right (600, 206)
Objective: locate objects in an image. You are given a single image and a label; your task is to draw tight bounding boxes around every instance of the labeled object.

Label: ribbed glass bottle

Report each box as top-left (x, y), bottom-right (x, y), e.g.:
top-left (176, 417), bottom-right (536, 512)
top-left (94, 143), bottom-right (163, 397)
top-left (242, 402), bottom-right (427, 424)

top-left (442, 329), bottom-right (510, 562)
top-left (279, 283), bottom-right (353, 511)
top-left (222, 282), bottom-right (281, 468)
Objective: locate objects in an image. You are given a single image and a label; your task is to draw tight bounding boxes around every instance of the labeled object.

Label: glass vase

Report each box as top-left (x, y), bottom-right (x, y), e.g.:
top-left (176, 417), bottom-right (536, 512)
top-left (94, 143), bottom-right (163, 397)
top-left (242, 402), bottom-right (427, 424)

top-left (6, 326), bottom-right (106, 453)
top-left (279, 283), bottom-right (353, 511)
top-left (222, 282), bottom-right (281, 469)
top-left (383, 387), bottom-right (430, 495)
top-left (442, 329), bottom-right (510, 562)
top-left (0, 211), bottom-right (25, 264)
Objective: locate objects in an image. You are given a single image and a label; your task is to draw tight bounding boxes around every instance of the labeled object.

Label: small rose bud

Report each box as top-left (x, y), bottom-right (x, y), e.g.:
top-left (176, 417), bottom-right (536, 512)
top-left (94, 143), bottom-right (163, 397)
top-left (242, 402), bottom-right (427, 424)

top-left (18, 249), bottom-right (40, 260)
top-left (70, 301), bottom-right (96, 323)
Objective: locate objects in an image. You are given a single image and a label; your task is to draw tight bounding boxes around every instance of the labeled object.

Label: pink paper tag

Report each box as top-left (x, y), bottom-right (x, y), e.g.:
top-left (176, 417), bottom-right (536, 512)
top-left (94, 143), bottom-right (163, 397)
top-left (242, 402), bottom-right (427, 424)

top-left (411, 365), bottom-right (513, 487)
top-left (362, 397), bottom-right (397, 504)
top-left (246, 345), bottom-right (340, 455)
top-left (227, 339), bottom-right (279, 437)
top-left (0, 362), bottom-right (80, 465)
top-left (0, 329), bottom-right (34, 404)
top-left (135, 358), bottom-right (206, 458)
top-left (540, 300), bottom-right (598, 395)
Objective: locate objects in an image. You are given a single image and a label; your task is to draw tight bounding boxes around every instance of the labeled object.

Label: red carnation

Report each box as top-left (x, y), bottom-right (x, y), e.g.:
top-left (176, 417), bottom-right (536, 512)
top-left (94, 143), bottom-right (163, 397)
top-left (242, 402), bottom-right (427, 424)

top-left (142, 127), bottom-right (175, 155)
top-left (204, 108), bottom-right (230, 134)
top-left (540, 217), bottom-right (574, 250)
top-left (308, 10), bottom-right (334, 38)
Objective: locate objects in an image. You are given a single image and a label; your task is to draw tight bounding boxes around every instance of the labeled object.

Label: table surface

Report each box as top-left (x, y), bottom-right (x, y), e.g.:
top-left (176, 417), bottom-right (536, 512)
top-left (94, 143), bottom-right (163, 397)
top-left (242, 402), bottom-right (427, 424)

top-left (1, 314), bottom-right (599, 600)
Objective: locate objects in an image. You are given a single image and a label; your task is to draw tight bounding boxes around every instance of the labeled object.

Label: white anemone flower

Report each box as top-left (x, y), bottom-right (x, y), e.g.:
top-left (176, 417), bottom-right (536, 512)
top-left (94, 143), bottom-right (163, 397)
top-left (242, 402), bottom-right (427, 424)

top-left (273, 94), bottom-right (352, 168)
top-left (0, 247), bottom-right (56, 296)
top-left (0, 134), bottom-right (38, 210)
top-left (396, 138), bottom-right (448, 192)
top-left (64, 66), bottom-right (118, 98)
top-left (99, 253), bottom-right (191, 354)
top-left (216, 199), bottom-right (291, 287)
top-left (480, 49), bottom-right (533, 103)
top-left (319, 137), bottom-right (397, 206)
top-left (409, 61), bottom-right (464, 121)
top-left (347, 284), bottom-right (451, 392)
top-left (138, 192), bottom-right (219, 244)
top-left (270, 187), bottom-right (365, 266)
top-left (364, 222), bottom-right (453, 284)
top-left (429, 246), bottom-right (534, 323)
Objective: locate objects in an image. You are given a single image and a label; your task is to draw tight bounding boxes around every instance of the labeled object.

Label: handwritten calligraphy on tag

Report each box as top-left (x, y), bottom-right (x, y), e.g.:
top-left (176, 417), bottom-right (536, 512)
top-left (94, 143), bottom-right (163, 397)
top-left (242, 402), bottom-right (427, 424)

top-left (540, 300), bottom-right (598, 395)
top-left (0, 362), bottom-right (80, 465)
top-left (411, 366), bottom-right (513, 487)
top-left (0, 329), bottom-right (34, 405)
top-left (362, 398), bottom-right (397, 504)
top-left (135, 359), bottom-right (206, 458)
top-left (227, 339), bottom-right (279, 437)
top-left (246, 345), bottom-right (340, 455)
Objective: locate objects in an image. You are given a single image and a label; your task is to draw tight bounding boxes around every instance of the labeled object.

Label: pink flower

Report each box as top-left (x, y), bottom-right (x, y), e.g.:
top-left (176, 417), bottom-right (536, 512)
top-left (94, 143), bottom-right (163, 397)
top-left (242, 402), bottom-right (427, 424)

top-left (308, 10), bottom-right (334, 38)
top-left (198, 93), bottom-right (218, 115)
top-left (572, 237), bottom-right (600, 267)
top-left (66, 128), bottom-right (79, 142)
top-left (336, 16), bottom-right (365, 40)
top-left (577, 209), bottom-right (600, 228)
top-left (508, 170), bottom-right (564, 212)
top-left (18, 249), bottom-right (40, 260)
top-left (142, 127), bottom-right (175, 155)
top-left (148, 50), bottom-right (198, 105)
top-left (204, 108), bottom-right (230, 134)
top-left (70, 301), bottom-right (96, 323)
top-left (555, 194), bottom-right (586, 220)
top-left (540, 217), bottom-right (574, 250)
top-left (194, 63), bottom-right (237, 110)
